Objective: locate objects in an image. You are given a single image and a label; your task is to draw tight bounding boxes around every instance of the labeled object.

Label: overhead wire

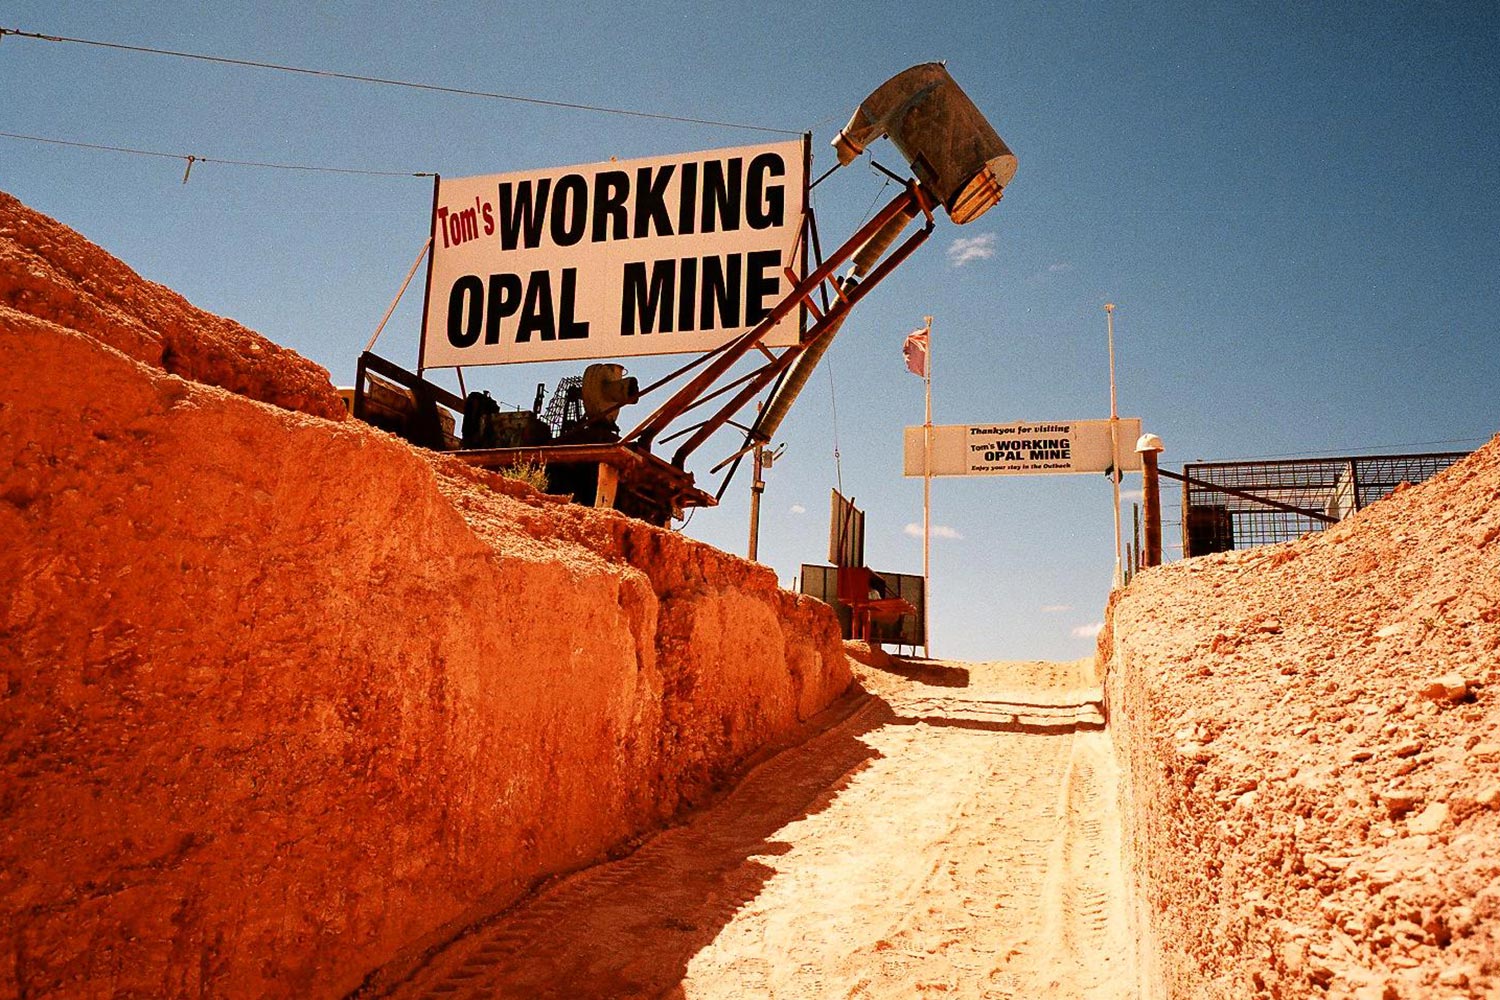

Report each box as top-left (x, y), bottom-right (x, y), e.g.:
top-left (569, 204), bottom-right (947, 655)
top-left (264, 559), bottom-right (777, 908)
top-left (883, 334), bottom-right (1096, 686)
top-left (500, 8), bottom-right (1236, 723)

top-left (826, 352), bottom-right (844, 498)
top-left (802, 176), bottom-right (846, 497)
top-left (0, 26), bottom-right (804, 136)
top-left (820, 161), bottom-right (901, 498)
top-left (0, 130), bottom-right (434, 178)
top-left (854, 162), bottom-right (894, 228)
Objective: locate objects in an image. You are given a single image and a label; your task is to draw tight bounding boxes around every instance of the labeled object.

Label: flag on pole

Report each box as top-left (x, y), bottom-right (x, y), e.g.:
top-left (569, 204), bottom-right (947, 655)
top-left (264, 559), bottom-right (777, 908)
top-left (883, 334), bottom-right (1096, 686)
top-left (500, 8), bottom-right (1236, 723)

top-left (903, 328), bottom-right (929, 377)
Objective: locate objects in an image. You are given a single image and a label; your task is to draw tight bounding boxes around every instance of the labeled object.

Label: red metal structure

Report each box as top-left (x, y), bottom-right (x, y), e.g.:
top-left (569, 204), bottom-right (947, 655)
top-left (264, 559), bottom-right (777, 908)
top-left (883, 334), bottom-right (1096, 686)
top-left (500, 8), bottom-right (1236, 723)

top-left (835, 566), bottom-right (919, 643)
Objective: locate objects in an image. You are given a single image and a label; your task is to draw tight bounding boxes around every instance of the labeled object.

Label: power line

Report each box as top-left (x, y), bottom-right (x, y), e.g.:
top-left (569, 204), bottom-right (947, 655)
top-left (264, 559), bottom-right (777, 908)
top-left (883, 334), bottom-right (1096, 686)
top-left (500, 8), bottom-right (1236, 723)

top-left (0, 130), bottom-right (434, 180)
top-left (0, 26), bottom-right (804, 137)
top-left (825, 352), bottom-right (844, 497)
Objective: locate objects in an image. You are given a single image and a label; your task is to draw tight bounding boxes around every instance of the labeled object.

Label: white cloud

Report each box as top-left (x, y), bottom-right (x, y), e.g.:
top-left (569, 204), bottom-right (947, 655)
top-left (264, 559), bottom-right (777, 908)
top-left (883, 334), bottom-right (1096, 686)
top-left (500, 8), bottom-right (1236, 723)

top-left (789, 504), bottom-right (806, 515)
top-left (1071, 621), bottom-right (1105, 638)
top-left (904, 522), bottom-right (963, 540)
top-left (1027, 260), bottom-right (1075, 284)
top-left (1041, 604), bottom-right (1072, 613)
top-left (946, 234), bottom-right (997, 267)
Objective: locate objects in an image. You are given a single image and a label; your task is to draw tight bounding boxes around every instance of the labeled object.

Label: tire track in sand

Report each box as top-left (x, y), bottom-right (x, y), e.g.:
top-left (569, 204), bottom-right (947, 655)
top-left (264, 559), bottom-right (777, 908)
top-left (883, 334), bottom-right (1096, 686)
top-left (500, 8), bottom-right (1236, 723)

top-left (366, 658), bottom-right (1138, 1000)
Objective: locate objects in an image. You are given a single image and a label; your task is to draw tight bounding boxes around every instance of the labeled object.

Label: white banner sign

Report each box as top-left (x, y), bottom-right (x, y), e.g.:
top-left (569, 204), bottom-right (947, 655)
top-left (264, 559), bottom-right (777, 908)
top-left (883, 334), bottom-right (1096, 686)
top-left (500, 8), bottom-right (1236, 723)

top-left (904, 419), bottom-right (1144, 477)
top-left (420, 139), bottom-right (807, 367)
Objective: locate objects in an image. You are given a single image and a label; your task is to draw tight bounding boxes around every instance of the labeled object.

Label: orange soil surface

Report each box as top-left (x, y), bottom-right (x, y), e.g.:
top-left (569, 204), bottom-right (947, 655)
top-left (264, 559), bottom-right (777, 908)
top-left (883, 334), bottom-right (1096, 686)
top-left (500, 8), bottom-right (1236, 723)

top-left (1104, 437), bottom-right (1500, 999)
top-left (365, 656), bottom-right (1138, 1000)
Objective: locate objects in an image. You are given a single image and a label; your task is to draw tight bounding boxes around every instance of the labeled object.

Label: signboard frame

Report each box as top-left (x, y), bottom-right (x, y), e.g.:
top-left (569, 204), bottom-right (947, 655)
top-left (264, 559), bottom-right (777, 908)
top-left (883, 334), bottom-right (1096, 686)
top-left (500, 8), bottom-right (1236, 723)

top-left (828, 489), bottom-right (866, 567)
top-left (903, 418), bottom-right (1144, 478)
top-left (417, 138), bottom-right (809, 370)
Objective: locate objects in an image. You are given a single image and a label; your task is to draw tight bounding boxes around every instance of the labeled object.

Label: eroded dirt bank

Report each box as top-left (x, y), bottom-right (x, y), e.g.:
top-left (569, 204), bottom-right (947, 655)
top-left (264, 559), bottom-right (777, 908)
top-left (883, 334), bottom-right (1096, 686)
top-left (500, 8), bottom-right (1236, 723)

top-left (1103, 437), bottom-right (1500, 999)
top-left (0, 193), bottom-right (850, 998)
top-left (369, 657), bottom-right (1138, 1000)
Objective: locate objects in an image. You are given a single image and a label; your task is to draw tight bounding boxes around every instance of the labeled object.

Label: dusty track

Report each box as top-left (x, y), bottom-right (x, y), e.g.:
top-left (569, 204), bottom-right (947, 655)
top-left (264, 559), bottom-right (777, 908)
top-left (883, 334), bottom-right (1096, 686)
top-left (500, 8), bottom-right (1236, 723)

top-left (368, 659), bottom-right (1137, 999)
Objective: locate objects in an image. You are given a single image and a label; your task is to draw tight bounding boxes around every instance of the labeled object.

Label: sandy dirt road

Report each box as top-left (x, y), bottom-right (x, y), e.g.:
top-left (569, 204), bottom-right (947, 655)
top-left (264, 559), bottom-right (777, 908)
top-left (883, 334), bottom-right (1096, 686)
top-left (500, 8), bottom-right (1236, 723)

top-left (368, 659), bottom-right (1138, 1000)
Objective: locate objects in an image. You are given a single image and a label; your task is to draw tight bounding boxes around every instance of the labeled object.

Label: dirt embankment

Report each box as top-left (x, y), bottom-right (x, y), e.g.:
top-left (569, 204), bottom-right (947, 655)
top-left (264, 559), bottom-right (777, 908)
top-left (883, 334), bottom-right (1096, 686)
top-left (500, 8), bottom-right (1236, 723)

top-left (0, 193), bottom-right (850, 999)
top-left (1103, 438), bottom-right (1500, 999)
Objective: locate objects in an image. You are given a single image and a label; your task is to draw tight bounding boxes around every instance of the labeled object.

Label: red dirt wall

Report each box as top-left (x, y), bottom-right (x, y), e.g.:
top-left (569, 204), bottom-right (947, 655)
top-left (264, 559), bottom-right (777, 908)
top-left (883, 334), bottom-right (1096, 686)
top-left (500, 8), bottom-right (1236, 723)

top-left (1103, 438), bottom-right (1500, 999)
top-left (0, 199), bottom-right (850, 998)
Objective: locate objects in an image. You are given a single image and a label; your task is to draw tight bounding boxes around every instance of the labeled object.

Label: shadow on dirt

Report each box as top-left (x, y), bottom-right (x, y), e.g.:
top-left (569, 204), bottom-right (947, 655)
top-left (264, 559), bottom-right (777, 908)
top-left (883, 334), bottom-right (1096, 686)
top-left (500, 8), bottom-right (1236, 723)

top-left (357, 692), bottom-right (897, 999)
top-left (359, 668), bottom-right (1105, 999)
top-left (863, 657), bottom-right (972, 688)
top-left (893, 711), bottom-right (1105, 736)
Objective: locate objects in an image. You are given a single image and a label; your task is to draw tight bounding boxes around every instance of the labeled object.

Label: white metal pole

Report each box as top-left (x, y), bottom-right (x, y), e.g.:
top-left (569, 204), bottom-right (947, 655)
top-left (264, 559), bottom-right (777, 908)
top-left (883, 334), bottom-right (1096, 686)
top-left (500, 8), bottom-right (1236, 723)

top-left (1106, 303), bottom-right (1123, 589)
top-left (922, 314), bottom-right (933, 659)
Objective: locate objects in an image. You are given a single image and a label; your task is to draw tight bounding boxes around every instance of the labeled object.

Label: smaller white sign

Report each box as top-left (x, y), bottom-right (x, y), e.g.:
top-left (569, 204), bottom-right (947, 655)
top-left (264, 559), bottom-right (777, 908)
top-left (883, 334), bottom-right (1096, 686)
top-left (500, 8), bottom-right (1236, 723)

top-left (904, 419), bottom-right (1144, 477)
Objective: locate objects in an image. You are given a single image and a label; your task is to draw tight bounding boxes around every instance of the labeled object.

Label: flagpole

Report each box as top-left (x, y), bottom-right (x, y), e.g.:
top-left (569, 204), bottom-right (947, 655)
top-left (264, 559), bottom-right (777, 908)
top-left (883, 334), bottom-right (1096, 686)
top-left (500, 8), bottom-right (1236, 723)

top-left (1106, 303), bottom-right (1123, 589)
top-left (922, 314), bottom-right (933, 659)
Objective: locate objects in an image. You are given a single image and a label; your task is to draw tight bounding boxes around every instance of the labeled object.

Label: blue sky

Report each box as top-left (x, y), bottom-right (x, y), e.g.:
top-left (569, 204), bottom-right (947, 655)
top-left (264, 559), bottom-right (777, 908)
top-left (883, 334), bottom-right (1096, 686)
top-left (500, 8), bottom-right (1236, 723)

top-left (4, 3), bottom-right (1496, 661)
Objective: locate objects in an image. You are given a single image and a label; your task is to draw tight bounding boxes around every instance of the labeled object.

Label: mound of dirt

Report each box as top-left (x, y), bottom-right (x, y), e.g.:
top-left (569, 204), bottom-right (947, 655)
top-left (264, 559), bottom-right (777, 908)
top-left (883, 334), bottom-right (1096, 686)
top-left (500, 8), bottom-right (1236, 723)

top-left (0, 190), bottom-right (344, 419)
top-left (1103, 437), bottom-right (1500, 999)
top-left (0, 193), bottom-right (850, 998)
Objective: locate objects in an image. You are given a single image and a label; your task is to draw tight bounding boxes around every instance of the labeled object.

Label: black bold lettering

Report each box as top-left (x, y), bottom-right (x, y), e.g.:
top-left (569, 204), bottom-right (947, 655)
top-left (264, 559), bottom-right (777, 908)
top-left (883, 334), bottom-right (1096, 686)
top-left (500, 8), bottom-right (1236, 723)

top-left (677, 257), bottom-right (698, 333)
top-left (516, 271), bottom-right (556, 343)
top-left (446, 276), bottom-right (484, 348)
top-left (699, 254), bottom-right (741, 330)
top-left (484, 273), bottom-right (523, 344)
top-left (591, 170), bottom-right (630, 243)
top-left (744, 250), bottom-right (781, 324)
top-left (549, 174), bottom-right (588, 247)
top-left (620, 260), bottom-right (676, 335)
top-left (746, 152), bottom-right (786, 229)
top-left (633, 165), bottom-right (676, 239)
top-left (558, 269), bottom-right (590, 340)
top-left (496, 179), bottom-right (551, 250)
top-left (676, 162), bottom-right (698, 236)
top-left (701, 157), bottom-right (742, 233)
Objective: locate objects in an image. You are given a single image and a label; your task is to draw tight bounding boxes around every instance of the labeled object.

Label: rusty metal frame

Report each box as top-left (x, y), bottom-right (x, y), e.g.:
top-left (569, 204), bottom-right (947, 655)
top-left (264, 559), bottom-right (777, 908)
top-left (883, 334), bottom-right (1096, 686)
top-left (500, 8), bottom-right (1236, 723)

top-left (456, 442), bottom-right (716, 516)
top-left (353, 350), bottom-right (467, 452)
top-left (355, 351), bottom-right (466, 414)
top-left (1171, 451), bottom-right (1471, 555)
top-left (671, 212), bottom-right (932, 469)
top-left (1159, 468), bottom-right (1337, 524)
top-left (620, 182), bottom-right (932, 463)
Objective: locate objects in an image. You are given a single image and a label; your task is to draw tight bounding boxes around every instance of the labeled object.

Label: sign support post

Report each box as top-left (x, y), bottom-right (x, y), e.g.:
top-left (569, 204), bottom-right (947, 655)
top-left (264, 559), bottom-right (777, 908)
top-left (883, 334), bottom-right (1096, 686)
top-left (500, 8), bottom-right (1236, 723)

top-left (415, 174), bottom-right (441, 377)
top-left (1136, 433), bottom-right (1165, 567)
top-left (921, 314), bottom-right (933, 659)
top-left (748, 441), bottom-right (764, 561)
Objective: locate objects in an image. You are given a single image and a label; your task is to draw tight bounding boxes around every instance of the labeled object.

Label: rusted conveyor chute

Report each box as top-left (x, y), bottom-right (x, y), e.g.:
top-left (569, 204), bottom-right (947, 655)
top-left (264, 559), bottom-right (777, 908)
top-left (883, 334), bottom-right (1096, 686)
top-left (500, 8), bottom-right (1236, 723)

top-left (619, 181), bottom-right (939, 468)
top-left (626, 62), bottom-right (1018, 482)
